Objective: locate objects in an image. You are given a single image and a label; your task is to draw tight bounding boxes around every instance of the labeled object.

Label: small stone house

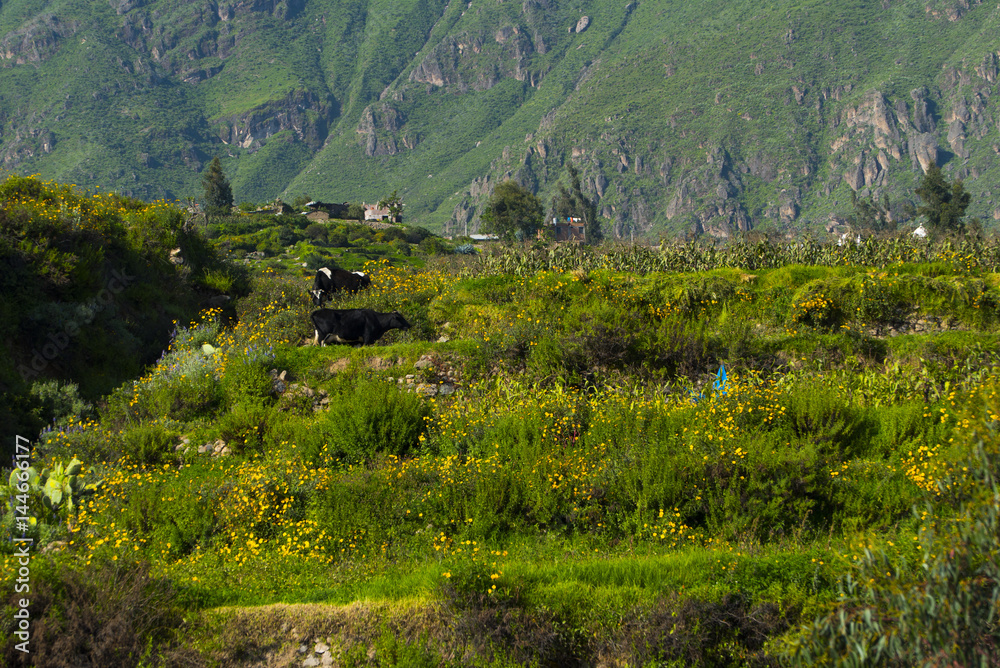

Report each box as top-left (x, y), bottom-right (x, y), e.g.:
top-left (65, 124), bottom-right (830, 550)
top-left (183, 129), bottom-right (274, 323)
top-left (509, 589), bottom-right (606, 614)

top-left (255, 199), bottom-right (295, 215)
top-left (542, 217), bottom-right (586, 242)
top-left (305, 201), bottom-right (349, 219)
top-left (364, 203), bottom-right (398, 223)
top-left (306, 210), bottom-right (330, 223)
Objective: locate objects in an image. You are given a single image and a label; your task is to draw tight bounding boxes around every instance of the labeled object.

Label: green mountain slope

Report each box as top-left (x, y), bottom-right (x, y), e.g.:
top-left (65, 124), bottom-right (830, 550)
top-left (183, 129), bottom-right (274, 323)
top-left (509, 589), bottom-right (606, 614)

top-left (1, 0), bottom-right (1000, 238)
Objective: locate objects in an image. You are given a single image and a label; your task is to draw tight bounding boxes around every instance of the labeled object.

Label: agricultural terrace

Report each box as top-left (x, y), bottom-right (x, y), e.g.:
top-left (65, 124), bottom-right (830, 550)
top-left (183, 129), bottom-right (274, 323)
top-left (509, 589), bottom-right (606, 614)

top-left (5, 198), bottom-right (1000, 664)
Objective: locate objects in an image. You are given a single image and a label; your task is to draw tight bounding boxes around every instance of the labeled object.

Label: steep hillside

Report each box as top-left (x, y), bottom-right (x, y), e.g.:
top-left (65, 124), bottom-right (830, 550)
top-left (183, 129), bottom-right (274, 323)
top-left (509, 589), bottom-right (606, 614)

top-left (0, 174), bottom-right (240, 457)
top-left (2, 0), bottom-right (1000, 237)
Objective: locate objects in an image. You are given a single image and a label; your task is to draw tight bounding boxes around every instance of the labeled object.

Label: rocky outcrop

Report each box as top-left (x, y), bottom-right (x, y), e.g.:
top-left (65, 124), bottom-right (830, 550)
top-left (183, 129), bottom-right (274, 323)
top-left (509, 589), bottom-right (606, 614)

top-left (356, 102), bottom-right (408, 156)
top-left (409, 21), bottom-right (543, 92)
top-left (909, 133), bottom-right (940, 173)
top-left (109, 0), bottom-right (151, 15)
top-left (910, 88), bottom-right (936, 133)
top-left (924, 0), bottom-right (984, 21)
top-left (215, 0), bottom-right (305, 21)
top-left (0, 14), bottom-right (80, 66)
top-left (698, 200), bottom-right (753, 239)
top-left (216, 90), bottom-right (337, 152)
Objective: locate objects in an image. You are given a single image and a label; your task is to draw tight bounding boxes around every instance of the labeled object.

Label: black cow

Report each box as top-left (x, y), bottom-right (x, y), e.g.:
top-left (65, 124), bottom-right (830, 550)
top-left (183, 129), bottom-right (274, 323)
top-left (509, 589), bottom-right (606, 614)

top-left (311, 308), bottom-right (411, 346)
top-left (310, 267), bottom-right (372, 306)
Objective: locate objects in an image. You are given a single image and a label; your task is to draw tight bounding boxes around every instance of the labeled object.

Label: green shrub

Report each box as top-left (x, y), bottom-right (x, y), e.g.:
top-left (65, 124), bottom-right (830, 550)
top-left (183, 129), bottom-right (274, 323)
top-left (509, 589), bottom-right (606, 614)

top-left (437, 560), bottom-right (568, 665)
top-left (526, 335), bottom-right (587, 386)
top-left (150, 369), bottom-right (223, 422)
top-left (29, 380), bottom-right (92, 427)
top-left (328, 230), bottom-right (349, 247)
top-left (699, 432), bottom-right (838, 540)
top-left (419, 236), bottom-right (450, 256)
top-left (35, 424), bottom-right (121, 464)
top-left (217, 400), bottom-right (273, 454)
top-left (348, 226), bottom-right (374, 244)
top-left (223, 354), bottom-right (273, 405)
top-left (1, 558), bottom-right (193, 668)
top-left (302, 252), bottom-right (326, 270)
top-left (305, 223), bottom-right (326, 241)
top-left (788, 437), bottom-right (1000, 666)
top-left (314, 468), bottom-right (404, 547)
top-left (122, 424), bottom-right (176, 465)
top-left (373, 226), bottom-right (400, 242)
top-left (200, 268), bottom-right (234, 293)
top-left (405, 227), bottom-right (432, 244)
top-left (321, 378), bottom-right (430, 463)
top-left (851, 273), bottom-right (905, 328)
top-left (789, 280), bottom-right (842, 331)
top-left (390, 238), bottom-right (411, 256)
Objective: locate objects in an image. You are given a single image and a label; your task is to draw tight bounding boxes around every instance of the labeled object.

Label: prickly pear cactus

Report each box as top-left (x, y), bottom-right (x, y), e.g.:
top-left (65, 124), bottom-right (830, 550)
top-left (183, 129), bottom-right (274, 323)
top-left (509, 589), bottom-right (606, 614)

top-left (3, 457), bottom-right (102, 520)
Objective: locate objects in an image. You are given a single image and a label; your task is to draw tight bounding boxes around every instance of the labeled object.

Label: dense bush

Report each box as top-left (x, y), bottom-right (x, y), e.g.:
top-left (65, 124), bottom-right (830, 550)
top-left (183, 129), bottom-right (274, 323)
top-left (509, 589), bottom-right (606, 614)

top-left (312, 377), bottom-right (430, 464)
top-left (789, 433), bottom-right (1000, 666)
top-left (29, 380), bottom-right (92, 427)
top-left (328, 230), bottom-right (350, 247)
top-left (391, 238), bottom-right (411, 256)
top-left (217, 400), bottom-right (273, 454)
top-left (122, 423), bottom-right (176, 465)
top-left (405, 226), bottom-right (432, 245)
top-left (1, 558), bottom-right (194, 668)
top-left (348, 225), bottom-right (374, 244)
top-left (305, 223), bottom-right (327, 241)
top-left (419, 236), bottom-right (451, 255)
top-left (222, 353), bottom-right (274, 406)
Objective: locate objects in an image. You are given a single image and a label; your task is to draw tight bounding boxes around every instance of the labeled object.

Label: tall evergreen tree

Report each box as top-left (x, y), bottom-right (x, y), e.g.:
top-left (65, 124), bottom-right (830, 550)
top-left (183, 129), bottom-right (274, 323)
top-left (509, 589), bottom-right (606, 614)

top-left (202, 157), bottom-right (233, 217)
top-left (550, 163), bottom-right (601, 243)
top-left (915, 164), bottom-right (970, 233)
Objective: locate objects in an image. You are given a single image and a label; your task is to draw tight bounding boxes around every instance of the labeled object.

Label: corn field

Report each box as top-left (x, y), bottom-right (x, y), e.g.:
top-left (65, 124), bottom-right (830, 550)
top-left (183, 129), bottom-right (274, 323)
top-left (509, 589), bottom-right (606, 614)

top-left (470, 236), bottom-right (1000, 276)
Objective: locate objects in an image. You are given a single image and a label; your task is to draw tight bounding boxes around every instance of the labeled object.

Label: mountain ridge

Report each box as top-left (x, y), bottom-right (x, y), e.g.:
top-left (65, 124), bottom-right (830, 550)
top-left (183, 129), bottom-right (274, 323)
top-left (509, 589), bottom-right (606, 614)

top-left (1, 0), bottom-right (1000, 238)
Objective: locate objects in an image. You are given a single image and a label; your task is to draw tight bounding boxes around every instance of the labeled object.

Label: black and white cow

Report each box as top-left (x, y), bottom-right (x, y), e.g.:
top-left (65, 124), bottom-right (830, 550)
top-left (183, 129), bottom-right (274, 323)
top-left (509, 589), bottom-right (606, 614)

top-left (310, 267), bottom-right (372, 306)
top-left (311, 308), bottom-right (411, 346)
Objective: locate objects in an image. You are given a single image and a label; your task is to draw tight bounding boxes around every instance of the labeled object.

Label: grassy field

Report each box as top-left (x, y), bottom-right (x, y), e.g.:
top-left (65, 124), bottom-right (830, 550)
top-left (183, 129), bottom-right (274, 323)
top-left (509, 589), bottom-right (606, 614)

top-left (4, 179), bottom-right (1000, 664)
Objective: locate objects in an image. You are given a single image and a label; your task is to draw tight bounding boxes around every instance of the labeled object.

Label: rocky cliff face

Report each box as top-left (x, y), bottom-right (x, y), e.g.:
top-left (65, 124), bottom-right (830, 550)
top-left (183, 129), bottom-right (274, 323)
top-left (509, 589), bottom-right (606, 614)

top-left (441, 1), bottom-right (1000, 239)
top-left (409, 23), bottom-right (544, 92)
top-left (0, 14), bottom-right (79, 66)
top-left (217, 90), bottom-right (336, 152)
top-left (2, 0), bottom-right (1000, 233)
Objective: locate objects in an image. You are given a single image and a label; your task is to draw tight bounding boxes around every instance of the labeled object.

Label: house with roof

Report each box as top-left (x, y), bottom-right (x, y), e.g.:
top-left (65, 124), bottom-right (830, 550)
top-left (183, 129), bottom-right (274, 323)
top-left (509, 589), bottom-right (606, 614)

top-left (254, 199), bottom-right (295, 215)
top-left (364, 203), bottom-right (400, 223)
top-left (541, 217), bottom-right (586, 242)
top-left (304, 201), bottom-right (349, 220)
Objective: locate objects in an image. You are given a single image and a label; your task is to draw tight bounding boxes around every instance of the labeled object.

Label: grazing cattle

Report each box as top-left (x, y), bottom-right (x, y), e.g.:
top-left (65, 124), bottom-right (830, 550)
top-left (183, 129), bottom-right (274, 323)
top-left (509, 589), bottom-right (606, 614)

top-left (311, 308), bottom-right (411, 346)
top-left (310, 267), bottom-right (372, 306)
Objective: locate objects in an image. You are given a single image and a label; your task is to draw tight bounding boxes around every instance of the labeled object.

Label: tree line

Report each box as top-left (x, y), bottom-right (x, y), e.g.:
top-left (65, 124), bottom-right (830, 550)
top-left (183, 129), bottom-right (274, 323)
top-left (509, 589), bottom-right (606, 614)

top-left (203, 151), bottom-right (978, 242)
top-left (480, 163), bottom-right (603, 244)
top-left (480, 162), bottom-right (977, 244)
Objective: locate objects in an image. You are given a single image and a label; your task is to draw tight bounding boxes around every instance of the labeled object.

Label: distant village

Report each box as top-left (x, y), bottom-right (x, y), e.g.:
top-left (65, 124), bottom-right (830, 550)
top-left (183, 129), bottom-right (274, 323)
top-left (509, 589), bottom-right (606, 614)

top-left (251, 199), bottom-right (401, 229)
top-left (241, 197), bottom-right (592, 243)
